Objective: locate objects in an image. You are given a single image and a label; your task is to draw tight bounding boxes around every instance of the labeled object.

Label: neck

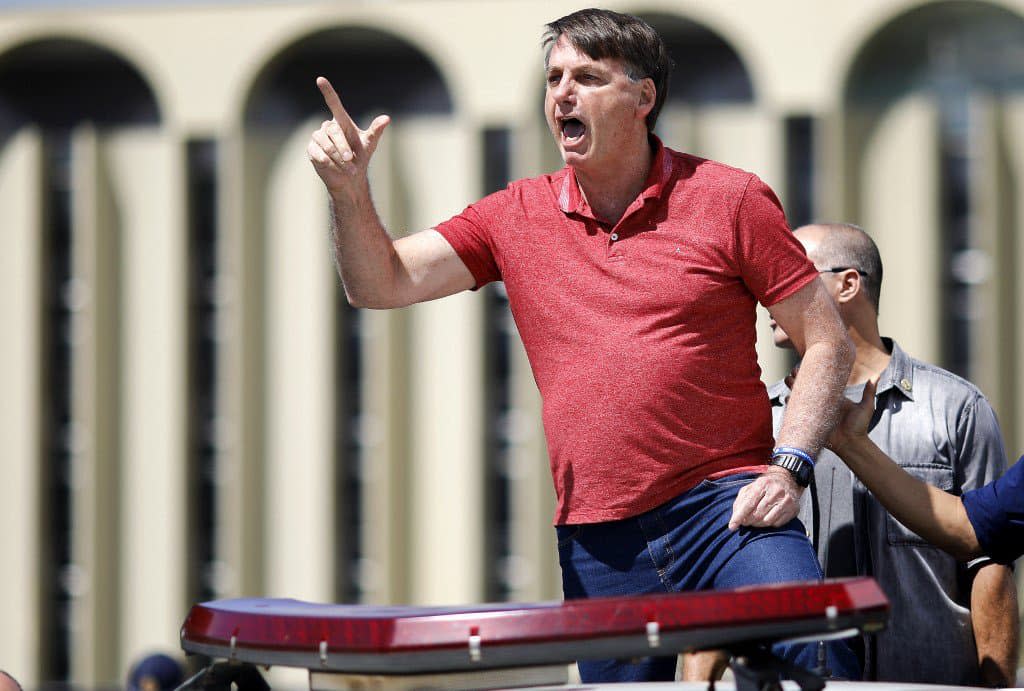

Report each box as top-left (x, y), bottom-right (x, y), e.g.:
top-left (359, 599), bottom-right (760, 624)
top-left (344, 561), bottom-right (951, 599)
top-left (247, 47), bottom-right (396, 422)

top-left (847, 319), bottom-right (890, 386)
top-left (574, 138), bottom-right (653, 224)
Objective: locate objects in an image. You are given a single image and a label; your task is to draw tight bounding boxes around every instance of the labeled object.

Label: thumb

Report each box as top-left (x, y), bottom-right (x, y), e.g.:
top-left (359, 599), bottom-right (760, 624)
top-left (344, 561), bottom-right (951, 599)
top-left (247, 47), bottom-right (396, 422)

top-left (861, 376), bottom-right (878, 408)
top-left (784, 363), bottom-right (800, 390)
top-left (364, 114), bottom-right (391, 155)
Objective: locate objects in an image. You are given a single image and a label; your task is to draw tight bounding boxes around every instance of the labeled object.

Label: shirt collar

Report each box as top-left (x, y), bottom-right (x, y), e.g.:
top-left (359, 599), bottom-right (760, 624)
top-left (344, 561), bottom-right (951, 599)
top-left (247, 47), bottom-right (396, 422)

top-left (876, 337), bottom-right (915, 401)
top-left (767, 338), bottom-right (914, 404)
top-left (558, 134), bottom-right (674, 217)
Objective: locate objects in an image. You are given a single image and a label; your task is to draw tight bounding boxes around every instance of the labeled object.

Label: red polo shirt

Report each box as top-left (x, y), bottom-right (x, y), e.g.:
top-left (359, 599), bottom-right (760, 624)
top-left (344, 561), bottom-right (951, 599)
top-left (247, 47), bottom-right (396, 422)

top-left (435, 138), bottom-right (817, 524)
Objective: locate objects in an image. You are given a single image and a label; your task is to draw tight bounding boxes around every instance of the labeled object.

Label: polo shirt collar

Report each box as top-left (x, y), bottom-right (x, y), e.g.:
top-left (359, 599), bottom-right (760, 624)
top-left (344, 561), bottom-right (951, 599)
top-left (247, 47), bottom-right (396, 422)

top-left (558, 134), bottom-right (674, 216)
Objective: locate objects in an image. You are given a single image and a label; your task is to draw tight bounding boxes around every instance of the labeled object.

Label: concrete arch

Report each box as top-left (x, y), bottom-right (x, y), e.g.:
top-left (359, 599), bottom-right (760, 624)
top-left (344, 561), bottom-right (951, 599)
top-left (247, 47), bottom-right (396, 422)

top-left (243, 23), bottom-right (455, 128)
top-left (837, 0), bottom-right (1024, 384)
top-left (0, 34), bottom-right (161, 131)
top-left (843, 0), bottom-right (1024, 105)
top-left (634, 10), bottom-right (756, 105)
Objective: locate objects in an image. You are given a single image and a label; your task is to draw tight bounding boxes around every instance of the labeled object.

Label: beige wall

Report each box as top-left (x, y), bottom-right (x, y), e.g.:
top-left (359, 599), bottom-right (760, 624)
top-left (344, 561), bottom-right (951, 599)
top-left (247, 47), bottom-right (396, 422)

top-left (1, 0), bottom-right (1023, 687)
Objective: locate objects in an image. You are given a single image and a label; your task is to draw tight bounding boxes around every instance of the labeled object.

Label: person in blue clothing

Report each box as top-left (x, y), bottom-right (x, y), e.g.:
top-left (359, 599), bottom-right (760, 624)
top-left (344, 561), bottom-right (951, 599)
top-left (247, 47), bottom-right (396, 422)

top-left (830, 376), bottom-right (1024, 565)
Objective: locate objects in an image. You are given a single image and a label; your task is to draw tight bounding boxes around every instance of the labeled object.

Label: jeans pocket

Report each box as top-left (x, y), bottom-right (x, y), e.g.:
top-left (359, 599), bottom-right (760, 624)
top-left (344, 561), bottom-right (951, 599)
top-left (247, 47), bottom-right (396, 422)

top-left (699, 472), bottom-right (758, 489)
top-left (555, 524), bottom-right (583, 547)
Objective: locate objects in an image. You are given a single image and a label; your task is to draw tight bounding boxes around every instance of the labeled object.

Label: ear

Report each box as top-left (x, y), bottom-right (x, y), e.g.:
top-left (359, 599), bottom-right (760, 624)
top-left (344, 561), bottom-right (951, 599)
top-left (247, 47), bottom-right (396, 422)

top-left (637, 78), bottom-right (656, 119)
top-left (835, 270), bottom-right (862, 305)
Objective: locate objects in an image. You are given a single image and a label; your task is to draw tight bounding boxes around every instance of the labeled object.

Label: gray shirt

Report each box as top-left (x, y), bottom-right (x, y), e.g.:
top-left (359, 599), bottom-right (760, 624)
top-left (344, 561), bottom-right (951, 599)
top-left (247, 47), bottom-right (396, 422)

top-left (768, 339), bottom-right (1007, 685)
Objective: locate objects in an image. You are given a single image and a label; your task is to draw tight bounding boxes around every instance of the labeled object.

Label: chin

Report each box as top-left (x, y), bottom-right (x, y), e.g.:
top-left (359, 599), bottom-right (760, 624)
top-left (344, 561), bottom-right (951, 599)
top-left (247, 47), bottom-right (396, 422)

top-left (560, 151), bottom-right (585, 168)
top-left (773, 336), bottom-right (794, 350)
top-left (770, 328), bottom-right (793, 350)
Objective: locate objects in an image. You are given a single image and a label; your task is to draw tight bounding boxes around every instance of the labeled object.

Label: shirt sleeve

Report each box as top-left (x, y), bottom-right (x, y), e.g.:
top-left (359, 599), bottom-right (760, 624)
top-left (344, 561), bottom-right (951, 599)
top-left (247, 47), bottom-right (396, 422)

top-left (962, 456), bottom-right (1024, 565)
top-left (955, 395), bottom-right (1007, 492)
top-left (732, 174), bottom-right (819, 307)
top-left (433, 189), bottom-right (509, 289)
top-left (953, 395), bottom-right (1006, 569)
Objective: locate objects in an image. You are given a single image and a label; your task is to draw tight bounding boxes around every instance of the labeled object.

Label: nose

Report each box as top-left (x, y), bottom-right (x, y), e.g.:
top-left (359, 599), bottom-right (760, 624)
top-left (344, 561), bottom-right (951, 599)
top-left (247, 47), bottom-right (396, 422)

top-left (549, 76), bottom-right (574, 103)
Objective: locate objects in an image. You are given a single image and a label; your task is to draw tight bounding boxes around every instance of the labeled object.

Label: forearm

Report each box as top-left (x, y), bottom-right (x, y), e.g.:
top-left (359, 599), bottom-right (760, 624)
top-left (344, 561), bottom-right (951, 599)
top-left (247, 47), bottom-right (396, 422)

top-left (837, 436), bottom-right (983, 560)
top-left (777, 338), bottom-right (852, 456)
top-left (971, 562), bottom-right (1019, 687)
top-left (329, 185), bottom-right (404, 308)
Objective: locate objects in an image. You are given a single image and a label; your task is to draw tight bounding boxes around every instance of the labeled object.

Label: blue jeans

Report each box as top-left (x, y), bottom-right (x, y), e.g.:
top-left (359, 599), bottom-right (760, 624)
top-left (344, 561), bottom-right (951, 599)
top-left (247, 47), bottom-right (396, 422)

top-left (556, 473), bottom-right (861, 683)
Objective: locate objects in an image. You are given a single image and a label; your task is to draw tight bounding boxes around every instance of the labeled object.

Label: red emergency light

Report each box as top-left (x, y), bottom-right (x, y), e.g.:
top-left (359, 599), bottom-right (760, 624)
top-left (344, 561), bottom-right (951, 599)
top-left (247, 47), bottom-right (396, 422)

top-left (180, 578), bottom-right (887, 676)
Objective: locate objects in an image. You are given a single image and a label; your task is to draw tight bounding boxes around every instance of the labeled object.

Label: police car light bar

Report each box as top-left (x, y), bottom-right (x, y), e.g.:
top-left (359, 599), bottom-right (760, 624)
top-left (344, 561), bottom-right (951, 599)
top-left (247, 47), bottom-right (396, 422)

top-left (180, 577), bottom-right (887, 676)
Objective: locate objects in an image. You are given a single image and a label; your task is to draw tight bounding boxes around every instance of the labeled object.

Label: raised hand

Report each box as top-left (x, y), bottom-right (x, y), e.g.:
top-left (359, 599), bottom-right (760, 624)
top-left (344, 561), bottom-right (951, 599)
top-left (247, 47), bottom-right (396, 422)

top-left (307, 76), bottom-right (390, 197)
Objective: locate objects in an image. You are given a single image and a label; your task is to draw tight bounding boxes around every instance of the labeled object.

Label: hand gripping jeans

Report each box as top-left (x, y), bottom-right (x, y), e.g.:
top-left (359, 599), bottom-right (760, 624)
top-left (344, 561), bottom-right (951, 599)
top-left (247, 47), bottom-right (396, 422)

top-left (555, 473), bottom-right (861, 683)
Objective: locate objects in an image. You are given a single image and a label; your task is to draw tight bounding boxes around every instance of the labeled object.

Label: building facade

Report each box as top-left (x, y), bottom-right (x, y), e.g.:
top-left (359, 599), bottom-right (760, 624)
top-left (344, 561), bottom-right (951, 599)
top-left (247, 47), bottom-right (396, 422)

top-left (1, 0), bottom-right (1023, 686)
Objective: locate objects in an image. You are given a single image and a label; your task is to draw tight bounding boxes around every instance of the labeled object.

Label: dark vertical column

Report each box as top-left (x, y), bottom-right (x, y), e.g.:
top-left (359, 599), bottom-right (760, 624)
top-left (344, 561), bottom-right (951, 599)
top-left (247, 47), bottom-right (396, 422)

top-left (940, 116), bottom-right (972, 378)
top-left (39, 130), bottom-right (73, 682)
top-left (782, 115), bottom-right (815, 372)
top-left (481, 127), bottom-right (514, 601)
top-left (335, 298), bottom-right (364, 603)
top-left (784, 115), bottom-right (815, 230)
top-left (186, 139), bottom-right (220, 607)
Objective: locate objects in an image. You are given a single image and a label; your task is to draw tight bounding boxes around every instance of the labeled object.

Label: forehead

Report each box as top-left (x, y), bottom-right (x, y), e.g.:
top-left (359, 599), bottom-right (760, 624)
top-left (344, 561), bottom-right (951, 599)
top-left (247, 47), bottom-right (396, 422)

top-left (545, 35), bottom-right (623, 73)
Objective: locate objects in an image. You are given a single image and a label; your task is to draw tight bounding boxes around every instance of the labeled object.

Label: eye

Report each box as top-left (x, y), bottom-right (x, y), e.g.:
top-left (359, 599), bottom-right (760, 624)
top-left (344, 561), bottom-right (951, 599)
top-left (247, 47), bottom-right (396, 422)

top-left (546, 72), bottom-right (561, 86)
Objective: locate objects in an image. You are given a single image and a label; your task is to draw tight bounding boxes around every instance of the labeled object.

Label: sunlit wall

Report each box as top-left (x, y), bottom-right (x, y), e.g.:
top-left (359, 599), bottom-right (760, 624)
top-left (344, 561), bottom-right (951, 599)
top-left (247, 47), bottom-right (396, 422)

top-left (1, 1), bottom-right (1023, 687)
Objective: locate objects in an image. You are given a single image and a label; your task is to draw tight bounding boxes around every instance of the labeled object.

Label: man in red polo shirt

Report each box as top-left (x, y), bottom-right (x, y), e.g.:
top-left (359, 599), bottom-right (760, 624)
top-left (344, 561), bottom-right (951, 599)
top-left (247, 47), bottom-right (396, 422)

top-left (308, 8), bottom-right (855, 683)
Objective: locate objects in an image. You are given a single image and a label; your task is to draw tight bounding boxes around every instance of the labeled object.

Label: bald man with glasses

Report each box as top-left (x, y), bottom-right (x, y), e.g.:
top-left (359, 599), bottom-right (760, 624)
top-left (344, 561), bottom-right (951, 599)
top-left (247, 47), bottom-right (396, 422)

top-left (768, 223), bottom-right (1018, 687)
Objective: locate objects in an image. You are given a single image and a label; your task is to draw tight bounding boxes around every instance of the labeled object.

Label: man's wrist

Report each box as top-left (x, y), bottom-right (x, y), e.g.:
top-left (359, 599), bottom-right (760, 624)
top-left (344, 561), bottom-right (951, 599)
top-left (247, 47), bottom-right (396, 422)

top-left (769, 447), bottom-right (815, 487)
top-left (764, 465), bottom-right (804, 493)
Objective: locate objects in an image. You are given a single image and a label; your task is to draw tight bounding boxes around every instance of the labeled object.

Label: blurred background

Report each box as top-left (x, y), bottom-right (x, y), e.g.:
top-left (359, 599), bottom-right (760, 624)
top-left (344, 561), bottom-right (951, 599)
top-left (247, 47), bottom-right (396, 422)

top-left (1, 0), bottom-right (1023, 688)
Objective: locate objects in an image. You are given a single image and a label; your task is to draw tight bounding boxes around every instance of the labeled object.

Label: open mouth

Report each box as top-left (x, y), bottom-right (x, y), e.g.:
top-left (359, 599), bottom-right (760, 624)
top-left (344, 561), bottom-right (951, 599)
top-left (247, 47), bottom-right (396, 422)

top-left (561, 117), bottom-right (586, 142)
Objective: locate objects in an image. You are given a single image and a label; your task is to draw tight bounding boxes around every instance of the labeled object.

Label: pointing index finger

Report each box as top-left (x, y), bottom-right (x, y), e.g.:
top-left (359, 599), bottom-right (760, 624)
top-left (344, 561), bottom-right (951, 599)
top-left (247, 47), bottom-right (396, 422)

top-left (316, 76), bottom-right (359, 141)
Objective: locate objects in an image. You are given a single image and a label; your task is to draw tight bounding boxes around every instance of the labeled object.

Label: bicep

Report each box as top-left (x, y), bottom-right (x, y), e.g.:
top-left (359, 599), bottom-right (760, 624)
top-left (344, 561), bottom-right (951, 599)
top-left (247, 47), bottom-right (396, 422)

top-left (391, 229), bottom-right (477, 306)
top-left (767, 278), bottom-right (845, 355)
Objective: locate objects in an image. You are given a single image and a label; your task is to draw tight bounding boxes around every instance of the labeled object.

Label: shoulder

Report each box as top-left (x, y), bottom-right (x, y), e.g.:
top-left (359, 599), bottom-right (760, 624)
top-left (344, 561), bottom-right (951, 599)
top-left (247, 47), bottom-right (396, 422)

top-left (906, 355), bottom-right (988, 403)
top-left (666, 148), bottom-right (762, 189)
top-left (893, 351), bottom-right (1000, 432)
top-left (467, 170), bottom-right (562, 217)
top-left (500, 170), bottom-right (560, 197)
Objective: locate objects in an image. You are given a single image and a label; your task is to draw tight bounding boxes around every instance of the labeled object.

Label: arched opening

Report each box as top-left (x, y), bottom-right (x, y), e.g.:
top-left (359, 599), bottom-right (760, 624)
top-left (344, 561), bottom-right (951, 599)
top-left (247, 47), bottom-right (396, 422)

top-left (242, 26), bottom-right (455, 605)
top-left (843, 1), bottom-right (1024, 383)
top-left (641, 12), bottom-right (755, 106)
top-left (0, 36), bottom-right (161, 684)
top-left (245, 26), bottom-right (452, 127)
top-left (846, 2), bottom-right (1024, 105)
top-left (0, 37), bottom-right (159, 131)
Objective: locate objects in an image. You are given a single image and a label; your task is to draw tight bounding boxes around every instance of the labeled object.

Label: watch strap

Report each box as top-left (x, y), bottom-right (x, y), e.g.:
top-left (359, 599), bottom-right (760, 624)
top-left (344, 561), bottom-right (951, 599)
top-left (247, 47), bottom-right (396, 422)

top-left (769, 452), bottom-right (813, 487)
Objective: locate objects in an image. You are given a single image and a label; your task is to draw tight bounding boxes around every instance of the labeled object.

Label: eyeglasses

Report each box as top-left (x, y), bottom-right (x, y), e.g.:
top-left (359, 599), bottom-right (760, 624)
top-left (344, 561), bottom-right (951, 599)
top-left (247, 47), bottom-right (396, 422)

top-left (819, 267), bottom-right (869, 277)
